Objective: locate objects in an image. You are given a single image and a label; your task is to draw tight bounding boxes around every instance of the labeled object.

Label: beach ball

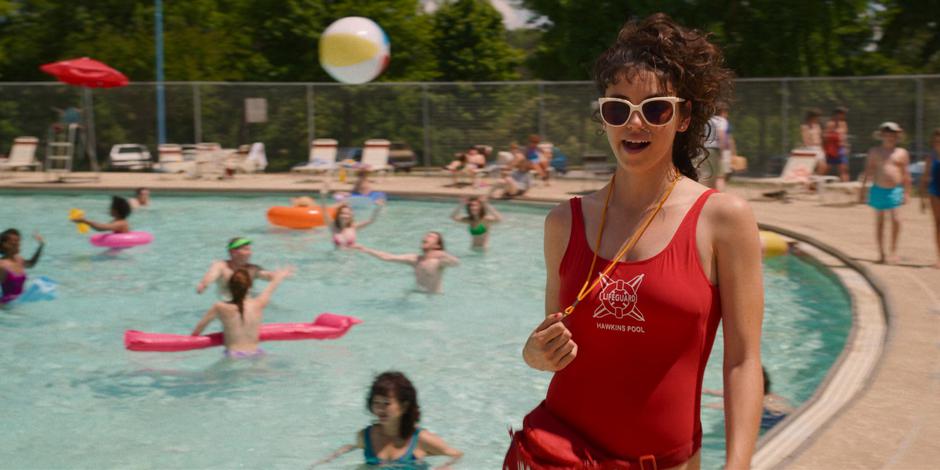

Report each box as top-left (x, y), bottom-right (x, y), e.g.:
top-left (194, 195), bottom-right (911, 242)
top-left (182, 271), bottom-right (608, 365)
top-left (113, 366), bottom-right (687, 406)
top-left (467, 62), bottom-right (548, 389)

top-left (319, 17), bottom-right (390, 84)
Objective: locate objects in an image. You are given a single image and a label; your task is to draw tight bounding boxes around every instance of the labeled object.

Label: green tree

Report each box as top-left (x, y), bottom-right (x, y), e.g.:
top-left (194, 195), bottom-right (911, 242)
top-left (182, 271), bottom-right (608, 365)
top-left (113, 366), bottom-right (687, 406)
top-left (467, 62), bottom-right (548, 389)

top-left (431, 0), bottom-right (523, 81)
top-left (518, 0), bottom-right (910, 78)
top-left (876, 0), bottom-right (940, 73)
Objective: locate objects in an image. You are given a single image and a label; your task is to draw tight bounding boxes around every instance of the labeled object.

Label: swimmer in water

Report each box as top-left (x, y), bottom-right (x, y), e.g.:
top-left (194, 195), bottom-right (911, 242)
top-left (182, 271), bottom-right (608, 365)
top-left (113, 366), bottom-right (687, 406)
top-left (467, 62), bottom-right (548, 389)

top-left (0, 229), bottom-right (44, 304)
top-left (196, 237), bottom-right (273, 298)
top-left (191, 266), bottom-right (294, 358)
top-left (71, 196), bottom-right (132, 233)
top-left (353, 232), bottom-right (458, 294)
top-left (450, 196), bottom-right (502, 250)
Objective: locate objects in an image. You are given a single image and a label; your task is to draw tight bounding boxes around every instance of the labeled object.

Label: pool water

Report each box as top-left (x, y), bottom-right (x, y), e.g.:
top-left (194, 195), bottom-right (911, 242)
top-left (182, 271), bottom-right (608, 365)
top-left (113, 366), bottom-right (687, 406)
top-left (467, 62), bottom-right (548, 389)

top-left (0, 192), bottom-right (851, 469)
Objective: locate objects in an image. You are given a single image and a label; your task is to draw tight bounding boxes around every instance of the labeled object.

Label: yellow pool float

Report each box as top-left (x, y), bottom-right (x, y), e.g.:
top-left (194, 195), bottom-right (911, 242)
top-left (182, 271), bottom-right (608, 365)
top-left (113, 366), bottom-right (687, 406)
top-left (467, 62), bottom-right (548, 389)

top-left (760, 231), bottom-right (789, 258)
top-left (69, 208), bottom-right (89, 234)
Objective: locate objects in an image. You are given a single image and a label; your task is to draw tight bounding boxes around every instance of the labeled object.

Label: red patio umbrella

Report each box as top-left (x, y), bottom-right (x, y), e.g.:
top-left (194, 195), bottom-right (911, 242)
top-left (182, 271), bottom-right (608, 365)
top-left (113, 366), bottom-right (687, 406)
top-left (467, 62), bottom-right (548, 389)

top-left (40, 57), bottom-right (128, 88)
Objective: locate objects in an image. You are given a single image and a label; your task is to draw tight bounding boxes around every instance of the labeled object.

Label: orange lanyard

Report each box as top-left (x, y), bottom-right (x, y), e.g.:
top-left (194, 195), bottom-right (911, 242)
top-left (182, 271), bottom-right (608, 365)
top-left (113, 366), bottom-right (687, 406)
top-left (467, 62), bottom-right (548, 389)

top-left (563, 172), bottom-right (682, 316)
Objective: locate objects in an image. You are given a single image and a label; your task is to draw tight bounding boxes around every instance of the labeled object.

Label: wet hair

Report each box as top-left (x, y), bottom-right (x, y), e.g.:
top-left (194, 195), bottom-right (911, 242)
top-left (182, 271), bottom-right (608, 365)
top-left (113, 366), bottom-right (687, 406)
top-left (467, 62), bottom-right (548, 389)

top-left (805, 108), bottom-right (822, 121)
top-left (333, 203), bottom-right (353, 230)
top-left (465, 197), bottom-right (486, 220)
top-left (0, 228), bottom-right (20, 256)
top-left (135, 187), bottom-right (147, 196)
top-left (228, 269), bottom-right (252, 323)
top-left (367, 371), bottom-right (420, 440)
top-left (592, 13), bottom-right (734, 181)
top-left (111, 196), bottom-right (132, 219)
top-left (428, 231), bottom-right (444, 251)
top-left (762, 366), bottom-right (771, 395)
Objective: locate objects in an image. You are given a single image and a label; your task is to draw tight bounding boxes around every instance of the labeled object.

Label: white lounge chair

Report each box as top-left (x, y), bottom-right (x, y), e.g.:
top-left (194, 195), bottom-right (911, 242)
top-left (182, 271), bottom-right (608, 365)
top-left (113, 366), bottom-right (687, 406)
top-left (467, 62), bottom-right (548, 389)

top-left (0, 136), bottom-right (41, 173)
top-left (734, 149), bottom-right (837, 201)
top-left (155, 143), bottom-right (195, 174)
top-left (223, 142), bottom-right (266, 175)
top-left (292, 139), bottom-right (338, 175)
top-left (360, 139), bottom-right (392, 175)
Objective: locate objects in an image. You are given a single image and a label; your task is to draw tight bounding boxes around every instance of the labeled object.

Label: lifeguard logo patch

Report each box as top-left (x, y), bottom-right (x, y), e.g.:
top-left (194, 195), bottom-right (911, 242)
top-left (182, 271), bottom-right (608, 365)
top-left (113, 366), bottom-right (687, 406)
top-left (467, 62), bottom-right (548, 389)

top-left (592, 273), bottom-right (645, 321)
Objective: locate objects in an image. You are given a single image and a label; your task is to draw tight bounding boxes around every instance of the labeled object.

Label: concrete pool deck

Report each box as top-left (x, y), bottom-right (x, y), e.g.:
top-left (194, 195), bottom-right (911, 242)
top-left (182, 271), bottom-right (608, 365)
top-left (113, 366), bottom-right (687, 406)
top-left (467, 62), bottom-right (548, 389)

top-left (1, 170), bottom-right (937, 468)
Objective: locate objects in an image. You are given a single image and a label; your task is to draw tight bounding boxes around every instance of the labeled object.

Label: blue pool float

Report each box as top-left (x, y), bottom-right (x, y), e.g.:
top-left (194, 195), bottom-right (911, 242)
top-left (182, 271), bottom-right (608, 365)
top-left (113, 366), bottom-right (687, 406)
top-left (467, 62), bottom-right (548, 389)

top-left (3, 276), bottom-right (58, 306)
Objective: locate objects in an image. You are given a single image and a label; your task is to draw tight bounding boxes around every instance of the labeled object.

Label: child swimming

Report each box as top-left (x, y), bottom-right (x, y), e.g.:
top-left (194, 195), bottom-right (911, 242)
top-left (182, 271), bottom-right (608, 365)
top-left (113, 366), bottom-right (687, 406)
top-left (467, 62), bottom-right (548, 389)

top-left (190, 266), bottom-right (293, 358)
top-left (311, 371), bottom-right (462, 468)
top-left (0, 229), bottom-right (44, 304)
top-left (71, 196), bottom-right (132, 233)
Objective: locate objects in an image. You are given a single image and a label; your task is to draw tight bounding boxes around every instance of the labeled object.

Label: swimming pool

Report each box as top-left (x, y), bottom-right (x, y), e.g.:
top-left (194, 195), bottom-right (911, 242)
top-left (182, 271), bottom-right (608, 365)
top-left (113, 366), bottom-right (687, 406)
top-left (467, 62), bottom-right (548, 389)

top-left (0, 192), bottom-right (851, 469)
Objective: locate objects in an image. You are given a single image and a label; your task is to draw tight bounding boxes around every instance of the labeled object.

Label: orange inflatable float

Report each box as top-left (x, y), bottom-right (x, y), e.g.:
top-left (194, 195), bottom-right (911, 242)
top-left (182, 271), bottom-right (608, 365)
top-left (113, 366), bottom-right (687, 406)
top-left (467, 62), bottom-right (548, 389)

top-left (266, 205), bottom-right (338, 229)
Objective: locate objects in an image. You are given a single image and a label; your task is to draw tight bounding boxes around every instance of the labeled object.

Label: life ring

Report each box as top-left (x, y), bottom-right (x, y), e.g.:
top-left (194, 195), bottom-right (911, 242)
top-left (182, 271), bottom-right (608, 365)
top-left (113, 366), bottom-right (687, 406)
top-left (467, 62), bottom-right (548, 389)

top-left (266, 205), bottom-right (338, 229)
top-left (90, 231), bottom-right (154, 248)
top-left (124, 313), bottom-right (362, 352)
top-left (760, 231), bottom-right (789, 258)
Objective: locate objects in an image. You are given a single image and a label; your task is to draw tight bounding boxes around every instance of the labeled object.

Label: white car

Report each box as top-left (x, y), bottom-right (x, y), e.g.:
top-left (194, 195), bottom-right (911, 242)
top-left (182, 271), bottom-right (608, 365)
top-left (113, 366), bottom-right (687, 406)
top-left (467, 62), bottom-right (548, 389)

top-left (109, 144), bottom-right (152, 170)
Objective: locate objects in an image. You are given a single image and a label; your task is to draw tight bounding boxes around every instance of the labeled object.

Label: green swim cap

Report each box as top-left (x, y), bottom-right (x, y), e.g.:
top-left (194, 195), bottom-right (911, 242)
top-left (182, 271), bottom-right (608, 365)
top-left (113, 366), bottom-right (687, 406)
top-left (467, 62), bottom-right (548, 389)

top-left (228, 238), bottom-right (252, 250)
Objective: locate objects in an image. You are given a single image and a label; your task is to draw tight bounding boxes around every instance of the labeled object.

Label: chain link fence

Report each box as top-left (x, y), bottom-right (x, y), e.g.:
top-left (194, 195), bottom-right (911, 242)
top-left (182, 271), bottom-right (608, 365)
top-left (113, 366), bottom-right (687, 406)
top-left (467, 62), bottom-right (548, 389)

top-left (1, 76), bottom-right (937, 174)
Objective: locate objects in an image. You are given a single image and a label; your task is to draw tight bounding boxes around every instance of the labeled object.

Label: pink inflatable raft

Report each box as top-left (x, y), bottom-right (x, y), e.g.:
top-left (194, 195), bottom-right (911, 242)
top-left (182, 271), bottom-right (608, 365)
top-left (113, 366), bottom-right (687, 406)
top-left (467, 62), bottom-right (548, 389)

top-left (124, 313), bottom-right (361, 352)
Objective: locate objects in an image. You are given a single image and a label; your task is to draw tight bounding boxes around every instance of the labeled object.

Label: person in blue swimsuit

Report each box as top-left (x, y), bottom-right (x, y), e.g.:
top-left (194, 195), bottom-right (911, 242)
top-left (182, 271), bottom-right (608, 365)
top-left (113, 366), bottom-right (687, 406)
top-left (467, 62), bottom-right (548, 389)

top-left (859, 122), bottom-right (912, 264)
top-left (312, 371), bottom-right (463, 468)
top-left (921, 128), bottom-right (940, 268)
top-left (703, 366), bottom-right (795, 432)
top-left (450, 196), bottom-right (502, 250)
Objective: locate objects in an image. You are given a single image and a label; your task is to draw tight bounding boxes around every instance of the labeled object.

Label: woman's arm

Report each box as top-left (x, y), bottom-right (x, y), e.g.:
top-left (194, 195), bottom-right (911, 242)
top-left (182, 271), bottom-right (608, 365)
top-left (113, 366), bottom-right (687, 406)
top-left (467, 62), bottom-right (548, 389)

top-left (419, 430), bottom-right (463, 469)
top-left (450, 200), bottom-right (467, 223)
top-left (523, 203), bottom-right (576, 371)
top-left (255, 267), bottom-right (294, 308)
top-left (354, 245), bottom-right (418, 265)
top-left (355, 200), bottom-right (385, 230)
top-left (191, 305), bottom-right (219, 336)
top-left (24, 233), bottom-right (44, 268)
top-left (309, 431), bottom-right (363, 468)
top-left (711, 194), bottom-right (764, 470)
top-left (484, 199), bottom-right (503, 223)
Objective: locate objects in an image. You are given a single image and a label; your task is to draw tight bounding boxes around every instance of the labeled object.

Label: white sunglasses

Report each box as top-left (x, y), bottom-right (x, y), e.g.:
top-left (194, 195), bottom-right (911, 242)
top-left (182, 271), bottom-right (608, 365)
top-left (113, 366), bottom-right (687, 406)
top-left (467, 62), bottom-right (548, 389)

top-left (597, 97), bottom-right (686, 127)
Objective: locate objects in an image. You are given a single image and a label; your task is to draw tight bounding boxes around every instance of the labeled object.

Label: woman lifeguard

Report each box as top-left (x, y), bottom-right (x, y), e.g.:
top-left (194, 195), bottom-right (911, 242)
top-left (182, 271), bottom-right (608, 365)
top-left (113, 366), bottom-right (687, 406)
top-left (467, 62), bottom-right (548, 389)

top-left (506, 13), bottom-right (764, 470)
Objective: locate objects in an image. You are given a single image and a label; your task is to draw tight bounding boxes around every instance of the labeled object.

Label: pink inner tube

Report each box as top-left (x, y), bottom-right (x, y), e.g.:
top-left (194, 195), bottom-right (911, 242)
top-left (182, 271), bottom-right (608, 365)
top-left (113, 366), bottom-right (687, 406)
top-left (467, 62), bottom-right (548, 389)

top-left (90, 231), bottom-right (154, 248)
top-left (124, 313), bottom-right (362, 352)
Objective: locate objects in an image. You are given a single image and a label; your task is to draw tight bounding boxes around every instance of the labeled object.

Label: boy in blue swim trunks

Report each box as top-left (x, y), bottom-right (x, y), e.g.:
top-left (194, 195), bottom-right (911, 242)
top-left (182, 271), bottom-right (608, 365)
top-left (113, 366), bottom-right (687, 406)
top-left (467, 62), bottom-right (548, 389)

top-left (920, 129), bottom-right (940, 268)
top-left (859, 122), bottom-right (912, 264)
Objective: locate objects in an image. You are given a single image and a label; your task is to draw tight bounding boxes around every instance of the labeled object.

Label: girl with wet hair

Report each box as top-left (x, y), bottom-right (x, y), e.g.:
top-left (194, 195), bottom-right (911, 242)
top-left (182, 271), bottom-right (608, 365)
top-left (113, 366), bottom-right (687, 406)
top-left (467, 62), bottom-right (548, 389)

top-left (509, 13), bottom-right (764, 469)
top-left (191, 266), bottom-right (294, 358)
top-left (450, 195), bottom-right (503, 250)
top-left (312, 371), bottom-right (462, 468)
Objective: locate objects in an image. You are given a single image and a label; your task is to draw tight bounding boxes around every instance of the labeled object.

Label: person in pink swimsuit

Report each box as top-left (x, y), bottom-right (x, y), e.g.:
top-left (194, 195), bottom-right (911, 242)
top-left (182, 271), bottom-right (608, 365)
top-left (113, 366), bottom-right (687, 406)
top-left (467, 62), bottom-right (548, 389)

top-left (322, 200), bottom-right (385, 249)
top-left (506, 13), bottom-right (764, 470)
top-left (0, 229), bottom-right (45, 304)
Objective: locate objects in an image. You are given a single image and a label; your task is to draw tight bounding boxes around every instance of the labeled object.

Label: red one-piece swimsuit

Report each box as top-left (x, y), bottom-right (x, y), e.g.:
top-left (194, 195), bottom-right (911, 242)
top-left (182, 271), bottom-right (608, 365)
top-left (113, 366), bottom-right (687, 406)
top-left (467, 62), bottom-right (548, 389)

top-left (544, 189), bottom-right (721, 467)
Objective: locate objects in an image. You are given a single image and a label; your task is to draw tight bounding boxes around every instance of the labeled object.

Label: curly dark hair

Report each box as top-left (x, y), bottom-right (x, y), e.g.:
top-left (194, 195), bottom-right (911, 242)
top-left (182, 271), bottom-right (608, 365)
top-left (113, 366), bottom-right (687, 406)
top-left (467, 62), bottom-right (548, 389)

top-left (110, 196), bottom-right (132, 220)
top-left (367, 371), bottom-right (421, 440)
top-left (593, 13), bottom-right (734, 181)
